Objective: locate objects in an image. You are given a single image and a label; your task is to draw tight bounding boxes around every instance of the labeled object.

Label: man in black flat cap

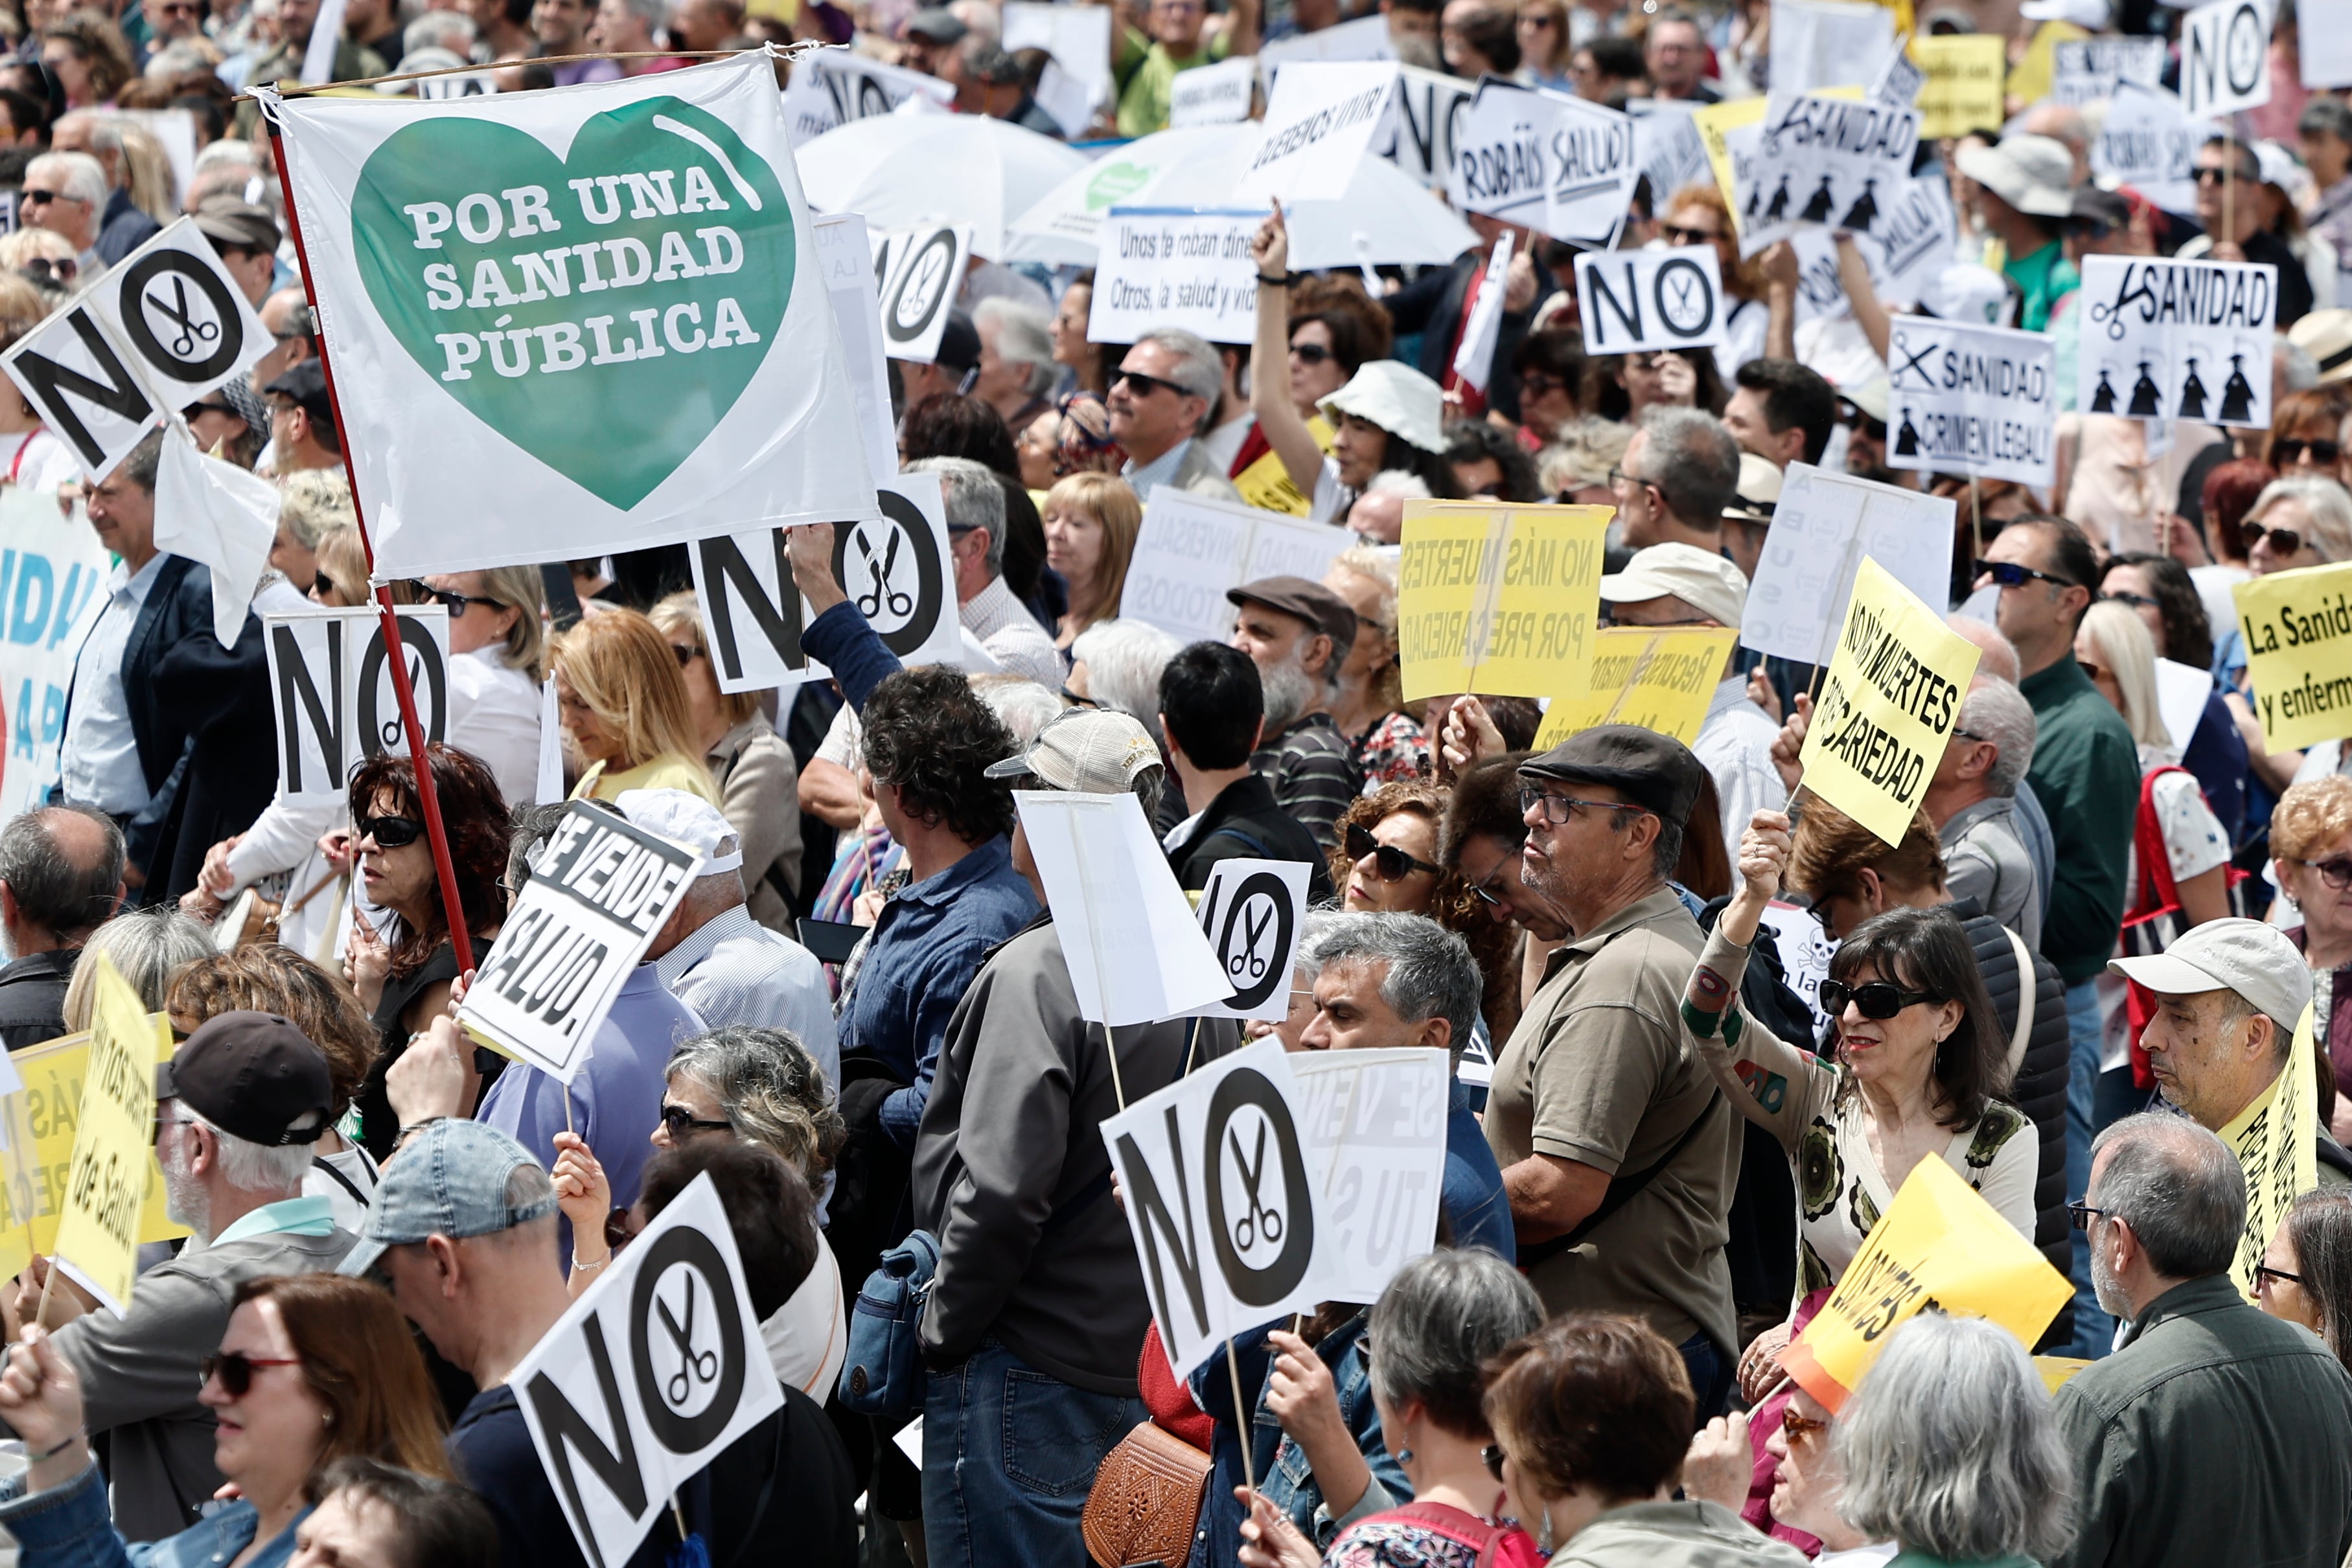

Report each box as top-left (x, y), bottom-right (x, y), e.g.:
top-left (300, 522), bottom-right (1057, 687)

top-left (1227, 574), bottom-right (1362, 851)
top-left (0, 1012), bottom-right (354, 1541)
top-left (1481, 725), bottom-right (1740, 1422)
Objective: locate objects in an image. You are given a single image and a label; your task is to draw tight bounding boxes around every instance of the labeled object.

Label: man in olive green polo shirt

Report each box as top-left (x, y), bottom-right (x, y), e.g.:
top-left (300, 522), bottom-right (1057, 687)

top-left (1114, 0), bottom-right (1260, 137)
top-left (1484, 724), bottom-right (1740, 1420)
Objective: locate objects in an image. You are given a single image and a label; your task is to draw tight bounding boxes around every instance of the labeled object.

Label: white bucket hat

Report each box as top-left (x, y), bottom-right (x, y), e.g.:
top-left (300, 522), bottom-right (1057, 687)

top-left (1321, 360), bottom-right (1447, 455)
top-left (1954, 133), bottom-right (2077, 219)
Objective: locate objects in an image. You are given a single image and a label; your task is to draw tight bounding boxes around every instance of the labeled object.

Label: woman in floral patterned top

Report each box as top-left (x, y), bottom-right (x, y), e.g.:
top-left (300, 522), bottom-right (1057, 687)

top-left (1679, 808), bottom-right (2037, 1543)
top-left (1324, 547), bottom-right (1429, 787)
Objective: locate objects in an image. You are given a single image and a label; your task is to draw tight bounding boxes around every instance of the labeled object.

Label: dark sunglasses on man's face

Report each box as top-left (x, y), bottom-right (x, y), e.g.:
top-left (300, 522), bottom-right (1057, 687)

top-left (1973, 558), bottom-right (2077, 590)
top-left (1818, 978), bottom-right (1943, 1020)
top-left (1112, 367), bottom-right (1188, 400)
top-left (357, 814), bottom-right (423, 849)
top-left (1346, 822), bottom-right (1440, 883)
top-left (200, 1350), bottom-right (301, 1398)
top-left (2275, 438), bottom-right (2344, 466)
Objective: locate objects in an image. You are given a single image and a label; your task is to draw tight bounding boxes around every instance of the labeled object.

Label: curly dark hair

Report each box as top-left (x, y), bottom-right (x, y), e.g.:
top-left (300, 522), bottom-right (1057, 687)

top-left (902, 393), bottom-right (1020, 481)
top-left (1289, 273), bottom-right (1395, 369)
top-left (860, 667), bottom-right (1019, 846)
top-left (347, 744), bottom-right (511, 979)
top-left (2102, 552), bottom-right (2213, 671)
top-left (1444, 421), bottom-right (1543, 502)
top-left (1329, 783), bottom-right (1527, 1040)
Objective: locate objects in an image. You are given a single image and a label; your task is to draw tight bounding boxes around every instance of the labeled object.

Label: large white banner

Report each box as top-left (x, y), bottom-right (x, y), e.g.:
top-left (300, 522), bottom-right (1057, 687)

top-left (1740, 463), bottom-right (1955, 667)
top-left (268, 52), bottom-right (881, 581)
top-left (459, 802), bottom-right (697, 1083)
top-left (2180, 0), bottom-right (2272, 119)
top-left (511, 1173), bottom-right (783, 1568)
top-left (779, 51), bottom-right (954, 145)
top-left (2077, 255), bottom-right (2278, 430)
top-left (1089, 209), bottom-right (1261, 345)
top-left (1884, 317), bottom-right (2058, 489)
top-left (1121, 488), bottom-right (1348, 646)
top-left (260, 605), bottom-right (452, 805)
top-left (0, 491), bottom-right (107, 822)
top-left (1237, 61), bottom-right (1399, 204)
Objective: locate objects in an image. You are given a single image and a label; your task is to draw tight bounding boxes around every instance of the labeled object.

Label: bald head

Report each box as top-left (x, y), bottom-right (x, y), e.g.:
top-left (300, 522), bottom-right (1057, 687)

top-left (1348, 489), bottom-right (1408, 546)
top-left (1946, 614), bottom-right (2022, 686)
top-left (0, 805), bottom-right (124, 952)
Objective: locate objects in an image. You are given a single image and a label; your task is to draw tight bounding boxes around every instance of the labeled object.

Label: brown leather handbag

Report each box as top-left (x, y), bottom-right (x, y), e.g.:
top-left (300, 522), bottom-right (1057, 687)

top-left (1081, 1420), bottom-right (1212, 1568)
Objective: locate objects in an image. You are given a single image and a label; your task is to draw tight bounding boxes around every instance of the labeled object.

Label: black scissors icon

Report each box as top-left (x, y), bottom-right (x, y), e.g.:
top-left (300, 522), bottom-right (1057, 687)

top-left (1228, 1120), bottom-right (1282, 1251)
top-left (151, 276), bottom-right (219, 359)
top-left (1226, 899), bottom-right (1273, 981)
top-left (855, 528), bottom-right (913, 619)
top-left (658, 1273), bottom-right (719, 1407)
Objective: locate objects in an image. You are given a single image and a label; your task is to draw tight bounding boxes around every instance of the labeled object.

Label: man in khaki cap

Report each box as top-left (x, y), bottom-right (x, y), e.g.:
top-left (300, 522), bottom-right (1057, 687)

top-left (1598, 542), bottom-right (1784, 851)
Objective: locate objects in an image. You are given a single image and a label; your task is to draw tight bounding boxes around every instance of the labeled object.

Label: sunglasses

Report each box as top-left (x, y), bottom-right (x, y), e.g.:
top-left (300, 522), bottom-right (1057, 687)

top-left (310, 575), bottom-right (353, 605)
top-left (357, 814), bottom-right (423, 849)
top-left (2193, 165), bottom-right (2250, 185)
top-left (1817, 978), bottom-right (1943, 1019)
top-left (421, 584), bottom-right (508, 619)
top-left (2274, 438), bottom-right (2344, 466)
top-left (1659, 222), bottom-right (1721, 245)
top-left (1973, 558), bottom-right (2079, 590)
top-left (1112, 367), bottom-right (1190, 400)
top-left (20, 189), bottom-right (75, 207)
top-left (2256, 1263), bottom-right (2305, 1290)
top-left (669, 643), bottom-right (703, 668)
top-left (1288, 341), bottom-right (1334, 365)
top-left (1781, 1405), bottom-right (1830, 1440)
top-left (1346, 822), bottom-right (1441, 882)
top-left (19, 257), bottom-right (75, 284)
top-left (1519, 787), bottom-right (1645, 825)
top-left (2298, 857), bottom-right (2352, 890)
top-left (201, 1350), bottom-right (301, 1397)
top-left (2068, 1198), bottom-right (2109, 1232)
top-left (660, 1102), bottom-right (732, 1138)
top-left (2245, 522), bottom-right (2307, 555)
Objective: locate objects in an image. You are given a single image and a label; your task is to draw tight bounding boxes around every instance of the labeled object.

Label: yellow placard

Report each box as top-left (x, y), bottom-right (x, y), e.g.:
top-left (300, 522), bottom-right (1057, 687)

top-left (1696, 86), bottom-right (1865, 237)
top-left (1233, 416), bottom-right (1334, 517)
top-left (1531, 626), bottom-right (1736, 748)
top-left (49, 959), bottom-right (171, 1314)
top-left (2005, 19), bottom-right (2089, 108)
top-left (1796, 557), bottom-right (1978, 847)
top-left (2220, 1002), bottom-right (2320, 1301)
top-left (1780, 1156), bottom-right (2071, 1412)
top-left (2034, 1355), bottom-right (2092, 1393)
top-left (19, 1024), bottom-right (186, 1262)
top-left (1910, 35), bottom-right (2007, 139)
top-left (1395, 501), bottom-right (1607, 704)
top-left (0, 1089), bottom-right (38, 1285)
top-left (2231, 562), bottom-right (2352, 753)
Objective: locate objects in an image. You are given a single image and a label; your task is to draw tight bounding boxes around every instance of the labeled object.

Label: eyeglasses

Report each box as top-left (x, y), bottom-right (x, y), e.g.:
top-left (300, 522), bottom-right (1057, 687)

top-left (1112, 367), bottom-right (1190, 400)
top-left (2066, 1199), bottom-right (2109, 1232)
top-left (1973, 558), bottom-right (2079, 591)
top-left (1817, 978), bottom-right (1943, 1019)
top-left (2297, 857), bottom-right (2352, 890)
top-left (2246, 522), bottom-right (2308, 555)
top-left (1952, 727), bottom-right (1987, 743)
top-left (20, 189), bottom-right (75, 207)
top-left (1467, 854), bottom-right (1521, 906)
top-left (1482, 1444), bottom-right (1506, 1481)
top-left (2193, 165), bottom-right (2244, 185)
top-left (356, 814), bottom-right (423, 849)
top-left (1346, 822), bottom-right (1441, 882)
top-left (1519, 787), bottom-right (1646, 825)
top-left (660, 1102), bottom-right (733, 1138)
top-left (1600, 612), bottom-right (1716, 628)
top-left (200, 1350), bottom-right (303, 1397)
top-left (2256, 1263), bottom-right (2305, 1291)
top-left (420, 584), bottom-right (508, 619)
top-left (1659, 222), bottom-right (1721, 245)
top-left (669, 643), bottom-right (703, 668)
top-left (311, 575), bottom-right (351, 605)
top-left (1288, 341), bottom-right (1334, 365)
top-left (2099, 590), bottom-right (2160, 612)
top-left (1519, 370), bottom-right (1566, 398)
top-left (154, 1114), bottom-right (192, 1147)
top-left (19, 257), bottom-right (75, 284)
top-left (1781, 1405), bottom-right (1830, 1440)
top-left (2274, 438), bottom-right (2344, 466)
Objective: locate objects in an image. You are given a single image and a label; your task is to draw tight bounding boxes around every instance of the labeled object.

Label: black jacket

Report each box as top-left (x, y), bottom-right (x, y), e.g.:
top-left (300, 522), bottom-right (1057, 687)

top-left (1167, 773), bottom-right (1335, 904)
top-left (1960, 902), bottom-right (2071, 1346)
top-left (65, 555), bottom-right (273, 901)
top-left (0, 949), bottom-right (73, 1052)
top-left (1384, 249), bottom-right (1554, 422)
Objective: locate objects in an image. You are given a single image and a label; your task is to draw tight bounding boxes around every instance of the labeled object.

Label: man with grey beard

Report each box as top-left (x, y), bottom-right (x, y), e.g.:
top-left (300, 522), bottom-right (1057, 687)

top-left (1226, 575), bottom-right (1361, 849)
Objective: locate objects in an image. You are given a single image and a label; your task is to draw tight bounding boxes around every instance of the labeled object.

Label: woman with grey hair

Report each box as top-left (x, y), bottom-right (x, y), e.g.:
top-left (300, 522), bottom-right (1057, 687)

top-left (60, 905), bottom-right (214, 1031)
top-left (270, 470), bottom-right (354, 597)
top-left (1835, 1313), bottom-right (2073, 1567)
top-left (1237, 1249), bottom-right (1547, 1568)
top-left (973, 297), bottom-right (1057, 433)
top-left (1069, 619), bottom-right (1179, 721)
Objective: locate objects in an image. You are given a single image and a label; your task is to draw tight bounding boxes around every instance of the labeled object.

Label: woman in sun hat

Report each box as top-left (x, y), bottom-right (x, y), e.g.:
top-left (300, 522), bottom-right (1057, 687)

top-left (1247, 207), bottom-right (1464, 525)
top-left (1951, 132), bottom-right (2079, 332)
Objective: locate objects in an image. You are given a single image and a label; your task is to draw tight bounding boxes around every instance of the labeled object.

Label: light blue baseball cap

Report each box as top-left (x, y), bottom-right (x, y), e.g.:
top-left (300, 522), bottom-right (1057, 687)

top-left (338, 1118), bottom-right (557, 1278)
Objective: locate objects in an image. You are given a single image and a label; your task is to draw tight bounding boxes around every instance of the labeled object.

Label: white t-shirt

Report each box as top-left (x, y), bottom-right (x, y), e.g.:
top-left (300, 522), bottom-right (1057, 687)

top-left (448, 645), bottom-right (544, 807)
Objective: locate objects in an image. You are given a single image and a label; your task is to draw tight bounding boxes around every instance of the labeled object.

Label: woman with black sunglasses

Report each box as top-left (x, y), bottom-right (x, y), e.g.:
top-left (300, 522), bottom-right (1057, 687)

top-left (1679, 806), bottom-right (2033, 1551)
top-left (1329, 784), bottom-right (1526, 1041)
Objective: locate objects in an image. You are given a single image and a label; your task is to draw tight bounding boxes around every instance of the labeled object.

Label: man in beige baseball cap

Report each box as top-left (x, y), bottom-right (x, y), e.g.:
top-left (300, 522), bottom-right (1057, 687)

top-left (1598, 542), bottom-right (1784, 849)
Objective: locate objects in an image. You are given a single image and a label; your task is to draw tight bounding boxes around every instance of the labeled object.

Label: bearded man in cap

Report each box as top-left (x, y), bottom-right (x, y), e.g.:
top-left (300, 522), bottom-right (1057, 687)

top-left (1483, 726), bottom-right (1740, 1419)
top-left (3, 1012), bottom-right (351, 1541)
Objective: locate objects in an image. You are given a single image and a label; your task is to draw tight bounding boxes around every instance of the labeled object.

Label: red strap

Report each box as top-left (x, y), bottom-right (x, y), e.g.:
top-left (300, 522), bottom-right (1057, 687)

top-left (2129, 765), bottom-right (2187, 919)
top-left (1229, 420), bottom-right (1271, 480)
top-left (6, 430), bottom-right (34, 486)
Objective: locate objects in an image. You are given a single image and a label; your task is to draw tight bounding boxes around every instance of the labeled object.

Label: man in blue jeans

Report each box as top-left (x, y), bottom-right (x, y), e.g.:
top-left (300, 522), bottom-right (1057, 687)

top-left (910, 708), bottom-right (1241, 1568)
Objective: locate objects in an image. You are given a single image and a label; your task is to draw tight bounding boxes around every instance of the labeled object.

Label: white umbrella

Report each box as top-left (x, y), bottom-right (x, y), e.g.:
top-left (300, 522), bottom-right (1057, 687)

top-left (1003, 123), bottom-right (1477, 271)
top-left (794, 112), bottom-right (1092, 261)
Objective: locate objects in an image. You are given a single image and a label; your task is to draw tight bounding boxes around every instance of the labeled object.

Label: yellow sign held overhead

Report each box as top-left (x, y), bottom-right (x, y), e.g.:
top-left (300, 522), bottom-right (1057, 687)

top-left (16, 1028), bottom-right (187, 1256)
top-left (1395, 501), bottom-right (1608, 703)
top-left (1779, 1156), bottom-right (2071, 1412)
top-left (2220, 1002), bottom-right (2320, 1300)
top-left (2231, 562), bottom-right (2352, 754)
top-left (1911, 34), bottom-right (2007, 139)
top-left (1797, 557), bottom-right (1979, 847)
top-left (1532, 626), bottom-right (1736, 748)
top-left (51, 960), bottom-right (170, 1315)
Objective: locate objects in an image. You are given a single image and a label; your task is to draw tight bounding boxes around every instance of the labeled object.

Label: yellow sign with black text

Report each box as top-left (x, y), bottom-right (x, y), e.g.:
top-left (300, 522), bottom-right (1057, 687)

top-left (1395, 502), bottom-right (1608, 703)
top-left (1911, 34), bottom-right (2007, 139)
top-left (1798, 557), bottom-right (1979, 846)
top-left (49, 958), bottom-right (170, 1315)
top-left (1532, 626), bottom-right (1736, 748)
top-left (16, 1024), bottom-right (186, 1261)
top-left (2220, 1002), bottom-right (2319, 1300)
top-left (2231, 562), bottom-right (2352, 753)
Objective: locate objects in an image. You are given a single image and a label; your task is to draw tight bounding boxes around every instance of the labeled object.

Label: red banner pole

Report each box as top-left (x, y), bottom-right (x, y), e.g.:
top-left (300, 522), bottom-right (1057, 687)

top-left (262, 114), bottom-right (475, 976)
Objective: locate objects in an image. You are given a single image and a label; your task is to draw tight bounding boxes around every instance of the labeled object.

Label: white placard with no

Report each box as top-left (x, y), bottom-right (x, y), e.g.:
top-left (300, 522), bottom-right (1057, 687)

top-left (1738, 463), bottom-right (1956, 666)
top-left (1380, 65), bottom-right (1474, 186)
top-left (1884, 317), bottom-right (2058, 489)
top-left (1237, 62), bottom-right (1400, 205)
top-left (2180, 0), bottom-right (2272, 118)
top-left (870, 223), bottom-right (974, 365)
top-left (1103, 1037), bottom-right (1332, 1381)
top-left (1288, 1048), bottom-right (1449, 1304)
top-left (1015, 790), bottom-right (1232, 1027)
top-left (1187, 858), bottom-right (1311, 1021)
top-left (260, 606), bottom-right (453, 805)
top-left (510, 1174), bottom-right (785, 1568)
top-left (1121, 488), bottom-right (1348, 646)
top-left (1089, 209), bottom-right (1262, 346)
top-left (459, 802), bottom-right (698, 1083)
top-left (2076, 254), bottom-right (2277, 431)
top-left (1574, 246), bottom-right (1727, 356)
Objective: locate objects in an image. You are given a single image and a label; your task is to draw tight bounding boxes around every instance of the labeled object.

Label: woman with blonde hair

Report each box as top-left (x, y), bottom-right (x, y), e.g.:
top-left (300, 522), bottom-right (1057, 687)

top-left (306, 527), bottom-right (369, 607)
top-left (551, 607), bottom-right (719, 804)
top-left (1041, 472), bottom-right (1140, 647)
top-left (649, 592), bottom-right (804, 928)
top-left (270, 470), bottom-right (352, 597)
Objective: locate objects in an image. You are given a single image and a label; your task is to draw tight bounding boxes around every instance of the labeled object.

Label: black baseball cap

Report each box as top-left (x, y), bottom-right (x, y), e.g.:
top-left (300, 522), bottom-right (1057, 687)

top-left (932, 310), bottom-right (980, 375)
top-left (1518, 724), bottom-right (1705, 828)
top-left (264, 358), bottom-right (333, 426)
top-left (157, 1011), bottom-right (332, 1146)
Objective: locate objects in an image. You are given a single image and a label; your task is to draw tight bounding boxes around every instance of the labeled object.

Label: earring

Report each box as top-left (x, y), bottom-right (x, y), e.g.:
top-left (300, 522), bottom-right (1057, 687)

top-left (1394, 1447), bottom-right (1414, 1466)
top-left (1536, 1508), bottom-right (1556, 1555)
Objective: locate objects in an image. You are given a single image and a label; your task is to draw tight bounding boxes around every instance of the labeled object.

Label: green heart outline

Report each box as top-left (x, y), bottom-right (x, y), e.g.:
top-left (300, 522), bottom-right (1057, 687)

top-left (352, 96), bottom-right (794, 510)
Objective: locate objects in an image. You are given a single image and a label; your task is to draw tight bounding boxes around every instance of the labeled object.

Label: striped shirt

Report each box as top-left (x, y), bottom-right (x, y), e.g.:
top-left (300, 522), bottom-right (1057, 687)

top-left (1251, 712), bottom-right (1362, 851)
